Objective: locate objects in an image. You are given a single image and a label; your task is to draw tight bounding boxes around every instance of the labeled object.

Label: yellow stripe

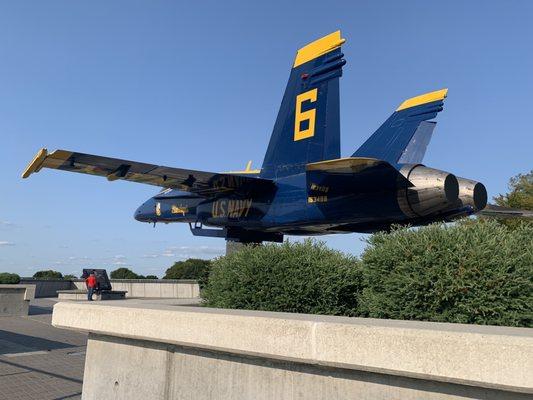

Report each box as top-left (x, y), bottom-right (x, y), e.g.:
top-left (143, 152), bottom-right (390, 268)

top-left (306, 157), bottom-right (380, 172)
top-left (224, 170), bottom-right (261, 175)
top-left (224, 160), bottom-right (261, 174)
top-left (293, 31), bottom-right (346, 68)
top-left (21, 148), bottom-right (48, 178)
top-left (396, 88), bottom-right (448, 111)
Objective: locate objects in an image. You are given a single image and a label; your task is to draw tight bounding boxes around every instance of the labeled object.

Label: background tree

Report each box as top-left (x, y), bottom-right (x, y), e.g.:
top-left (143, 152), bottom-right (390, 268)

top-left (0, 272), bottom-right (20, 284)
top-left (63, 274), bottom-right (77, 280)
top-left (33, 270), bottom-right (63, 279)
top-left (144, 275), bottom-right (158, 279)
top-left (164, 258), bottom-right (211, 288)
top-left (493, 170), bottom-right (533, 228)
top-left (110, 267), bottom-right (140, 279)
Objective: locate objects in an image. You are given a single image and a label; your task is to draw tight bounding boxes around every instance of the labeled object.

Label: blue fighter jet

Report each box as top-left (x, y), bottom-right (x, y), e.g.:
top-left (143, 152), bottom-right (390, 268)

top-left (24, 30), bottom-right (506, 243)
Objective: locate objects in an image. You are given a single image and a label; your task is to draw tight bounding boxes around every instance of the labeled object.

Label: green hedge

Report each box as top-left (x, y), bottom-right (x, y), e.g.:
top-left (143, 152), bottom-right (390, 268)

top-left (203, 220), bottom-right (532, 327)
top-left (0, 272), bottom-right (21, 284)
top-left (359, 220), bottom-right (533, 327)
top-left (203, 240), bottom-right (362, 316)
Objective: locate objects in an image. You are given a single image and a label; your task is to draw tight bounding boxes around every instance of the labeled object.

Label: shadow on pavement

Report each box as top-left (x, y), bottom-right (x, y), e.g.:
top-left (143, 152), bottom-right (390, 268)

top-left (0, 330), bottom-right (75, 355)
top-left (0, 357), bottom-right (83, 384)
top-left (29, 305), bottom-right (53, 315)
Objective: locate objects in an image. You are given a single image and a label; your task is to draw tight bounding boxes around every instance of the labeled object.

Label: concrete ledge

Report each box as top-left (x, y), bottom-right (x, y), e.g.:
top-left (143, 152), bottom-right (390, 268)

top-left (57, 290), bottom-right (127, 301)
top-left (0, 284), bottom-right (36, 316)
top-left (53, 301), bottom-right (533, 398)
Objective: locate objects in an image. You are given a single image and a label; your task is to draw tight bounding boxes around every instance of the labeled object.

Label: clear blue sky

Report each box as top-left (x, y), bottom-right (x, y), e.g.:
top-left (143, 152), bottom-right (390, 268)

top-left (1, 1), bottom-right (531, 277)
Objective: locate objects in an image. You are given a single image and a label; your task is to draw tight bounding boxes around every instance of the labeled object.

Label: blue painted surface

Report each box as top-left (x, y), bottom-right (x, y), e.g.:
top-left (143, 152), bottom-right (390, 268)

top-left (353, 99), bottom-right (444, 166)
top-left (261, 50), bottom-right (344, 179)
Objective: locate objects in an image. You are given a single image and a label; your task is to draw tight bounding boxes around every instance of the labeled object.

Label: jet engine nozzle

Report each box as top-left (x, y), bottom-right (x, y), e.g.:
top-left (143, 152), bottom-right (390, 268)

top-left (397, 164), bottom-right (459, 217)
top-left (455, 177), bottom-right (488, 211)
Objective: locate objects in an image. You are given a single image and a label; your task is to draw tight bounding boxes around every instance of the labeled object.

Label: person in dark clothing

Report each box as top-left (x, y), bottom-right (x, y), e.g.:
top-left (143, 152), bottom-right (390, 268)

top-left (86, 272), bottom-right (97, 301)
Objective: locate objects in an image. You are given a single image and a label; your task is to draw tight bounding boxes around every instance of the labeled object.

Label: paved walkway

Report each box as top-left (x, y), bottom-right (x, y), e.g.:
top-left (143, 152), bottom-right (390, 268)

top-left (0, 298), bottom-right (87, 400)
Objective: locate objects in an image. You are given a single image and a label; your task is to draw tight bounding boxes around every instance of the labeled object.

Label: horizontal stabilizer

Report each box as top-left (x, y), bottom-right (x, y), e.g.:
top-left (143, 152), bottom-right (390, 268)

top-left (306, 157), bottom-right (411, 194)
top-left (22, 148), bottom-right (274, 197)
top-left (353, 89), bottom-right (447, 165)
top-left (478, 204), bottom-right (533, 219)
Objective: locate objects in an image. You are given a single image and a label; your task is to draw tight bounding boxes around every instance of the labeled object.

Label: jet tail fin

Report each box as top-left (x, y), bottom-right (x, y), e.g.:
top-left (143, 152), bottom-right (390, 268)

top-left (353, 89), bottom-right (447, 165)
top-left (260, 31), bottom-right (346, 178)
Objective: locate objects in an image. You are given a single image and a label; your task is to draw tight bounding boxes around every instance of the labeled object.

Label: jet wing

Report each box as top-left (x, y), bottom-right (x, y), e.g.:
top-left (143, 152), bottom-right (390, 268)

top-left (22, 148), bottom-right (274, 197)
top-left (478, 204), bottom-right (533, 219)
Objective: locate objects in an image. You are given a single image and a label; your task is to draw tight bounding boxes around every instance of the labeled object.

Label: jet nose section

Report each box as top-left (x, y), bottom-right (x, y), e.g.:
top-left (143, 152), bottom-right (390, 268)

top-left (134, 200), bottom-right (155, 222)
top-left (134, 205), bottom-right (143, 221)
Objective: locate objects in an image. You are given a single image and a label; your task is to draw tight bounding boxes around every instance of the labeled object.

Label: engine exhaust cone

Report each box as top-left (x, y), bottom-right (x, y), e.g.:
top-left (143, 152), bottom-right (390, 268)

top-left (444, 174), bottom-right (459, 203)
top-left (473, 182), bottom-right (488, 211)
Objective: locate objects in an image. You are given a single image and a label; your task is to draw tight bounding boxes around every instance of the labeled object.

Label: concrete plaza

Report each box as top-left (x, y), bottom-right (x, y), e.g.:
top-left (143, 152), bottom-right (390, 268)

top-left (0, 298), bottom-right (86, 400)
top-left (0, 297), bottom-right (202, 400)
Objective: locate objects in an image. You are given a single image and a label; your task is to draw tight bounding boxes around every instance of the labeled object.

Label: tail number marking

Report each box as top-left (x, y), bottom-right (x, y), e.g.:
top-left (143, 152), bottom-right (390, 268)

top-left (294, 88), bottom-right (317, 141)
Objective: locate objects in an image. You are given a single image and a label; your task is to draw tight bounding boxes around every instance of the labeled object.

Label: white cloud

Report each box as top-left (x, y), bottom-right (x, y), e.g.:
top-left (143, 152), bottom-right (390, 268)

top-left (68, 256), bottom-right (91, 261)
top-left (141, 254), bottom-right (159, 259)
top-left (114, 255), bottom-right (126, 259)
top-left (113, 261), bottom-right (127, 266)
top-left (160, 245), bottom-right (224, 260)
top-left (0, 241), bottom-right (14, 246)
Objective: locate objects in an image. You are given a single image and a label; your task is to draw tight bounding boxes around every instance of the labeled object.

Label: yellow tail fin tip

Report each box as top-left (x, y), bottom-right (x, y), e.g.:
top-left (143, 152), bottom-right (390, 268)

top-left (396, 88), bottom-right (448, 111)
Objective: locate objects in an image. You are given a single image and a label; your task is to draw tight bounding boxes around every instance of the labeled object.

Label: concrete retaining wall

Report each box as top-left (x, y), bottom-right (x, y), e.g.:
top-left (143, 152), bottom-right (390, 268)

top-left (52, 301), bottom-right (533, 400)
top-left (20, 278), bottom-right (72, 298)
top-left (57, 290), bottom-right (88, 301)
top-left (0, 284), bottom-right (35, 316)
top-left (72, 279), bottom-right (199, 298)
top-left (21, 278), bottom-right (199, 299)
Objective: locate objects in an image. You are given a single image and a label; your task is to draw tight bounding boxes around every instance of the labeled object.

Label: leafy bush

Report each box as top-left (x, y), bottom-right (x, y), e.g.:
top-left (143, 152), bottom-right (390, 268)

top-left (33, 270), bottom-right (63, 279)
top-left (203, 240), bottom-right (362, 315)
top-left (63, 274), bottom-right (77, 280)
top-left (110, 268), bottom-right (140, 279)
top-left (0, 272), bottom-right (21, 284)
top-left (144, 275), bottom-right (159, 280)
top-left (203, 220), bottom-right (531, 327)
top-left (358, 220), bottom-right (533, 327)
top-left (164, 259), bottom-right (211, 288)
